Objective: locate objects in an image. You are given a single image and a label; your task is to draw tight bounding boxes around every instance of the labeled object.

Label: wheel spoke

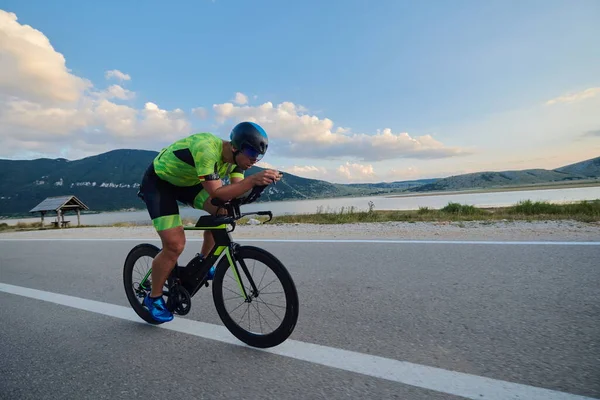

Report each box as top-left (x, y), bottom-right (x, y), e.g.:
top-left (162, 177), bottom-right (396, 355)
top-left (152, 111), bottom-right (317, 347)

top-left (248, 303), bottom-right (251, 331)
top-left (222, 285), bottom-right (242, 297)
top-left (228, 299), bottom-right (247, 314)
top-left (255, 298), bottom-right (285, 321)
top-left (251, 301), bottom-right (274, 333)
top-left (253, 302), bottom-right (263, 334)
top-left (255, 298), bottom-right (286, 309)
top-left (223, 295), bottom-right (244, 301)
top-left (225, 268), bottom-right (252, 294)
top-left (259, 278), bottom-right (278, 292)
top-left (257, 264), bottom-right (268, 289)
top-left (237, 303), bottom-right (250, 325)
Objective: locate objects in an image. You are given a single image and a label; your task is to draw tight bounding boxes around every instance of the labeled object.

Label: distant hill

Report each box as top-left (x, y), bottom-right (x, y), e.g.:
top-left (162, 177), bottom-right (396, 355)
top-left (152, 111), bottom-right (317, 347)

top-left (0, 149), bottom-right (403, 216)
top-left (1, 151), bottom-right (598, 217)
top-left (408, 156), bottom-right (600, 192)
top-left (0, 149), bottom-right (158, 215)
top-left (347, 178), bottom-right (438, 190)
top-left (555, 156), bottom-right (600, 177)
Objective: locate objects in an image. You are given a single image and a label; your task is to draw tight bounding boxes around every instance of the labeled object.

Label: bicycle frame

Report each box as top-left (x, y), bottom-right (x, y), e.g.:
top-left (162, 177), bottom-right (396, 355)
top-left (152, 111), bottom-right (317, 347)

top-left (139, 185), bottom-right (274, 301)
top-left (175, 212), bottom-right (265, 299)
top-left (176, 223), bottom-right (243, 298)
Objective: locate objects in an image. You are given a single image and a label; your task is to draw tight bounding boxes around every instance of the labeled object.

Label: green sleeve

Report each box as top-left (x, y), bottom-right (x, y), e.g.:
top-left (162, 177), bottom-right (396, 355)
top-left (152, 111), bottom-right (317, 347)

top-left (230, 165), bottom-right (245, 180)
top-left (192, 136), bottom-right (221, 182)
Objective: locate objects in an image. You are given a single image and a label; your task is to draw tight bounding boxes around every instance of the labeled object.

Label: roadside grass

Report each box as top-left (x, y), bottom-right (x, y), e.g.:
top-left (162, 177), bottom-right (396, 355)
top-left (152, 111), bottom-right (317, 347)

top-left (0, 221), bottom-right (105, 232)
top-left (269, 199), bottom-right (600, 224)
top-left (1, 199), bottom-right (598, 232)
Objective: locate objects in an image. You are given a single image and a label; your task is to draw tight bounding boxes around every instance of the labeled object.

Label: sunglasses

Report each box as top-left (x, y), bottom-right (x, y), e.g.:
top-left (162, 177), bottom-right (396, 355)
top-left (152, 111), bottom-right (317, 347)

top-left (241, 145), bottom-right (264, 161)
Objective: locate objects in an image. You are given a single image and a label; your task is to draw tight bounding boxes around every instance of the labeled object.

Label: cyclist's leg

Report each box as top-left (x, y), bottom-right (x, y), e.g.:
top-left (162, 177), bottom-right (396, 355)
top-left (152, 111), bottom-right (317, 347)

top-left (151, 229), bottom-right (185, 298)
top-left (201, 198), bottom-right (216, 257)
top-left (178, 185), bottom-right (218, 258)
top-left (139, 164), bottom-right (185, 298)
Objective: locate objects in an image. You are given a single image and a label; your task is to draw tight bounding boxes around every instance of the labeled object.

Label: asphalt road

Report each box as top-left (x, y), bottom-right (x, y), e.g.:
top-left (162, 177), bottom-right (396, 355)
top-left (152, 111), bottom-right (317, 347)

top-left (0, 239), bottom-right (599, 399)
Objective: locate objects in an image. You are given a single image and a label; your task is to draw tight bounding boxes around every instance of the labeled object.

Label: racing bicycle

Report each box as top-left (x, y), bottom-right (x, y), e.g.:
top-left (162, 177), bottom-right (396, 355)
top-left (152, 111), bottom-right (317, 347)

top-left (123, 184), bottom-right (299, 348)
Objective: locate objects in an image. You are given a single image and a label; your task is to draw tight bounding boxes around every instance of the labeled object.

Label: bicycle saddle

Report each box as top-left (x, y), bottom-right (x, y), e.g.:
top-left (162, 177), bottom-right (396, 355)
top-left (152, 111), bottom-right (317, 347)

top-left (195, 215), bottom-right (230, 227)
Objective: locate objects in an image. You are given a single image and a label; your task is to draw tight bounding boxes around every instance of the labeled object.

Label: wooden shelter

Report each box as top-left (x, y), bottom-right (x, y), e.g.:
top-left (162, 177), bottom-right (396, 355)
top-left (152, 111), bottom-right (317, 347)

top-left (29, 195), bottom-right (89, 228)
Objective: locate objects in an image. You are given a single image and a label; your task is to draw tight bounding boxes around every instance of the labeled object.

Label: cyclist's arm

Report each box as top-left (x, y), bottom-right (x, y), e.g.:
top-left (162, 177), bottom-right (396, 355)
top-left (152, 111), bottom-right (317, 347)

top-left (201, 178), bottom-right (254, 201)
top-left (202, 171), bottom-right (280, 201)
top-left (192, 137), bottom-right (252, 201)
top-left (230, 165), bottom-right (244, 184)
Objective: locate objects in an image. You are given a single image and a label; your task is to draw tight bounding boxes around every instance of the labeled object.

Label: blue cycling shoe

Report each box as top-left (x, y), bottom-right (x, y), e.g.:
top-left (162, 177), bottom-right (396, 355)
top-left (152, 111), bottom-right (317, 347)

top-left (143, 294), bottom-right (173, 323)
top-left (206, 265), bottom-right (216, 280)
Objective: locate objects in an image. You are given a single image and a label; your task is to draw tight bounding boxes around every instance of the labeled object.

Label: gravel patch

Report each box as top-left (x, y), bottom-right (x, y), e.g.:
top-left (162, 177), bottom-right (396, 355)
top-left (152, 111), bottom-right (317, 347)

top-left (1, 220), bottom-right (599, 241)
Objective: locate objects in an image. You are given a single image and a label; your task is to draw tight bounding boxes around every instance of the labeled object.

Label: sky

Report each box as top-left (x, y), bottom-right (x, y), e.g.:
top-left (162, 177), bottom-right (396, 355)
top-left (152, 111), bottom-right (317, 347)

top-left (0, 0), bottom-right (599, 184)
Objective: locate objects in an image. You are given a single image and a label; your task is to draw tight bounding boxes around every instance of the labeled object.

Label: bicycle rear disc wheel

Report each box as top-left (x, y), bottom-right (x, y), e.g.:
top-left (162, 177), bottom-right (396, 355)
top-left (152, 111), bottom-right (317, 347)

top-left (212, 245), bottom-right (299, 348)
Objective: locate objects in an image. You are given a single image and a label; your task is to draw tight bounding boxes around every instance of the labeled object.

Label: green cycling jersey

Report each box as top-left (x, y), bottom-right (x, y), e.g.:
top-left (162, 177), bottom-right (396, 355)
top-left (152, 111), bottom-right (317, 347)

top-left (153, 132), bottom-right (244, 187)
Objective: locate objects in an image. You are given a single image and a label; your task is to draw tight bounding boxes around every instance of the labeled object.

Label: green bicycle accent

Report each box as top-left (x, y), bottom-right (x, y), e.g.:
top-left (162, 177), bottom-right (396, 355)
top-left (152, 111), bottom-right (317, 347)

top-left (224, 246), bottom-right (247, 301)
top-left (184, 224), bottom-right (227, 230)
top-left (213, 245), bottom-right (227, 256)
top-left (140, 268), bottom-right (152, 288)
top-left (123, 184), bottom-right (299, 349)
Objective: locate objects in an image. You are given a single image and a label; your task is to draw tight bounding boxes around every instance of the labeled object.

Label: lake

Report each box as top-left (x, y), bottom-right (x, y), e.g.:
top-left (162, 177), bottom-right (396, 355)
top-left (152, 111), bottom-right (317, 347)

top-left (2, 186), bottom-right (599, 226)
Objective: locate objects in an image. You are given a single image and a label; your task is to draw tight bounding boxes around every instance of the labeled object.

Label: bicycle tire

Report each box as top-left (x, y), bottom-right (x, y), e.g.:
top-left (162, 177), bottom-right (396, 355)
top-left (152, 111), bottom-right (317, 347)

top-left (212, 245), bottom-right (299, 348)
top-left (123, 243), bottom-right (167, 325)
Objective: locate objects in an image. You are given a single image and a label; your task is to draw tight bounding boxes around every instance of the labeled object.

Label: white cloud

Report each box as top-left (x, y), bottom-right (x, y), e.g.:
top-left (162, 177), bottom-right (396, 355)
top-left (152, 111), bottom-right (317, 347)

top-left (281, 163), bottom-right (425, 183)
top-left (192, 107), bottom-right (208, 119)
top-left (1, 98), bottom-right (91, 138)
top-left (336, 162), bottom-right (376, 182)
top-left (92, 99), bottom-right (137, 137)
top-left (105, 69), bottom-right (131, 82)
top-left (104, 84), bottom-right (135, 100)
top-left (0, 10), bottom-right (91, 103)
top-left (233, 92), bottom-right (248, 105)
top-left (138, 102), bottom-right (189, 138)
top-left (0, 10), bottom-right (191, 159)
top-left (213, 100), bottom-right (469, 161)
top-left (255, 161), bottom-right (276, 169)
top-left (0, 96), bottom-right (189, 143)
top-left (385, 166), bottom-right (421, 181)
top-left (262, 162), bottom-right (420, 184)
top-left (545, 87), bottom-right (600, 105)
top-left (282, 165), bottom-right (328, 179)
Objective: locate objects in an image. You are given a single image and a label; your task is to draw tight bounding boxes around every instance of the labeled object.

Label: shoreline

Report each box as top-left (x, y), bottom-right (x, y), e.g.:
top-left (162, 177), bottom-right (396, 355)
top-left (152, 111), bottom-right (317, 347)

top-left (2, 181), bottom-right (599, 221)
top-left (385, 180), bottom-right (600, 198)
top-left (1, 220), bottom-right (599, 242)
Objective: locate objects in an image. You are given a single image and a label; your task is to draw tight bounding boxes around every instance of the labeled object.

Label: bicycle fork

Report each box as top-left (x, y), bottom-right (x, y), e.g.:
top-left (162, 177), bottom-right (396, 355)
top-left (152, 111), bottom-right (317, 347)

top-left (223, 245), bottom-right (259, 302)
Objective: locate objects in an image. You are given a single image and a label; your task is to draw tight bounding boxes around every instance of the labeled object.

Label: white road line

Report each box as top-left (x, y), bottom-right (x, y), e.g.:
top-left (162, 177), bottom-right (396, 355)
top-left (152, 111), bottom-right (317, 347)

top-left (0, 282), bottom-right (596, 400)
top-left (0, 238), bottom-right (599, 245)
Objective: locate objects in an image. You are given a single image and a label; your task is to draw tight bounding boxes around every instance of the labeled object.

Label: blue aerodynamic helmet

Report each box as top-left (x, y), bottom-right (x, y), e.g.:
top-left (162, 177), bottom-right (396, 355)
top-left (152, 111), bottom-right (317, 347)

top-left (230, 121), bottom-right (268, 160)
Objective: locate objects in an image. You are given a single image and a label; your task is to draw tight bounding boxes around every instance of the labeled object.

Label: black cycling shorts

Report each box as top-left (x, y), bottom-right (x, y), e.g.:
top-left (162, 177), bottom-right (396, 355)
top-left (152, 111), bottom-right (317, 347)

top-left (138, 163), bottom-right (209, 231)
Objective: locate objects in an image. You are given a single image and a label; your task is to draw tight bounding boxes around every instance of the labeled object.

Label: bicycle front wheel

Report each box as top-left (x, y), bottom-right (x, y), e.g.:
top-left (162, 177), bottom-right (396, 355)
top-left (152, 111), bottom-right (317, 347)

top-left (212, 245), bottom-right (299, 348)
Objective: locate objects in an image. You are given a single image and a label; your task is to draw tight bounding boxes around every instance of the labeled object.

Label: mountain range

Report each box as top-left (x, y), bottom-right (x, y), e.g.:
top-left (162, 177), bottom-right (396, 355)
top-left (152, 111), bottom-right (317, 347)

top-left (410, 156), bottom-right (600, 192)
top-left (0, 150), bottom-right (598, 217)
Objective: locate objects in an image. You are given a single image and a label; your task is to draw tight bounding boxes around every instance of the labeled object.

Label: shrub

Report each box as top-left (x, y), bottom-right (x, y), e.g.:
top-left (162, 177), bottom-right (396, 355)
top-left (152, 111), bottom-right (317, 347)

top-left (440, 202), bottom-right (481, 215)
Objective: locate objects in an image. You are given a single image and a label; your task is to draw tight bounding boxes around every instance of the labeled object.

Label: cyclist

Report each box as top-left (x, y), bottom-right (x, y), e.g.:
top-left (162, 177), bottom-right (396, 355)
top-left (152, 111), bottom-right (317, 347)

top-left (138, 121), bottom-right (281, 322)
